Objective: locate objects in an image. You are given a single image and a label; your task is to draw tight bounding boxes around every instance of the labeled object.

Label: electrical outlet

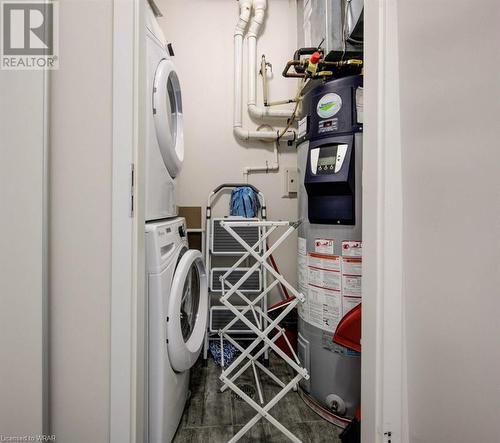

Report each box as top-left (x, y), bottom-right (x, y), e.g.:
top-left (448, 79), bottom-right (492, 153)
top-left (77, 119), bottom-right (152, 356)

top-left (282, 167), bottom-right (298, 197)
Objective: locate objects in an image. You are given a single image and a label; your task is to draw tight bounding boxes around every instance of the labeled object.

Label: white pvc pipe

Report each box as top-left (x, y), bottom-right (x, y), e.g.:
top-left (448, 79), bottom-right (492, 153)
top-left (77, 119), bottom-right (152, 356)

top-left (243, 141), bottom-right (279, 176)
top-left (247, 0), bottom-right (293, 120)
top-left (233, 0), bottom-right (251, 129)
top-left (248, 0), bottom-right (266, 37)
top-left (234, 126), bottom-right (294, 141)
top-left (233, 0), bottom-right (296, 142)
top-left (247, 36), bottom-right (293, 120)
top-left (234, 34), bottom-right (244, 129)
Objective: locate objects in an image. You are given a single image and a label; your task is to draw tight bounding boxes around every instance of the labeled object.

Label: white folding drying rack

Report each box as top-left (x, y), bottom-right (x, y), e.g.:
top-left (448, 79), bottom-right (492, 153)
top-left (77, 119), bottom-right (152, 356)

top-left (203, 184), bottom-right (269, 364)
top-left (218, 219), bottom-right (309, 443)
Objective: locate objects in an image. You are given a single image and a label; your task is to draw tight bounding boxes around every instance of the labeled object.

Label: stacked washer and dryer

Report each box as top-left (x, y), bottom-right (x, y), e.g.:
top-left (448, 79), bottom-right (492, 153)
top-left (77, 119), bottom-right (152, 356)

top-left (144, 2), bottom-right (208, 442)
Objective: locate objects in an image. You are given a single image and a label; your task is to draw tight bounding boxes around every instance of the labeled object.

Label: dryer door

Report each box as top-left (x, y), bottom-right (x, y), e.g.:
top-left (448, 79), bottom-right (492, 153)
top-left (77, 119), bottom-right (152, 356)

top-left (167, 249), bottom-right (208, 372)
top-left (153, 58), bottom-right (184, 178)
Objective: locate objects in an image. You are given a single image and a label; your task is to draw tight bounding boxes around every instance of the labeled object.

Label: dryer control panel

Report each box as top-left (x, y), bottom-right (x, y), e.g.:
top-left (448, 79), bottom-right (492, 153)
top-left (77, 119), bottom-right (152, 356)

top-left (145, 218), bottom-right (187, 272)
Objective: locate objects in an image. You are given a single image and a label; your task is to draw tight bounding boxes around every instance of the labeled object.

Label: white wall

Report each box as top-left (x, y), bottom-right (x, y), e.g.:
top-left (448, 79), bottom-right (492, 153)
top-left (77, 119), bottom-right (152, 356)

top-left (398, 0), bottom-right (500, 441)
top-left (158, 0), bottom-right (299, 292)
top-left (0, 69), bottom-right (46, 437)
top-left (49, 1), bottom-right (113, 442)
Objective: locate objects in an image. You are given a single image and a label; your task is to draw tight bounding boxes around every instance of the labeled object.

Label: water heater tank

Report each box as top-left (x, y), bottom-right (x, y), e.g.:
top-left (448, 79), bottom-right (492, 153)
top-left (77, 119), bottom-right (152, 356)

top-left (296, 75), bottom-right (363, 425)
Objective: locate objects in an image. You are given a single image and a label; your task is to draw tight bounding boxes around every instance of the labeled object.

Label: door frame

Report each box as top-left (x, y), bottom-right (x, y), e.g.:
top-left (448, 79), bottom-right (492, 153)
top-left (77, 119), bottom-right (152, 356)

top-left (109, 0), bottom-right (406, 442)
top-left (110, 1), bottom-right (146, 442)
top-left (362, 0), bottom-right (405, 442)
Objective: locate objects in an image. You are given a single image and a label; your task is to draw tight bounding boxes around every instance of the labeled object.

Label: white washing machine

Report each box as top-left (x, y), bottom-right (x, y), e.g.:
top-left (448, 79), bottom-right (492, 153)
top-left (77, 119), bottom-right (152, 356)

top-left (145, 3), bottom-right (184, 221)
top-left (145, 218), bottom-right (208, 442)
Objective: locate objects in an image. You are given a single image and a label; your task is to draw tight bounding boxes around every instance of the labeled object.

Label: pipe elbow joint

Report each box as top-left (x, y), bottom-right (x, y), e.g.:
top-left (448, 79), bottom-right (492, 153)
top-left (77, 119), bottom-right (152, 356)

top-left (248, 0), bottom-right (266, 38)
top-left (247, 104), bottom-right (262, 119)
top-left (234, 24), bottom-right (247, 37)
top-left (253, 0), bottom-right (267, 10)
top-left (248, 11), bottom-right (265, 37)
top-left (235, 0), bottom-right (252, 35)
top-left (235, 14), bottom-right (251, 35)
top-left (281, 129), bottom-right (297, 142)
top-left (233, 126), bottom-right (249, 141)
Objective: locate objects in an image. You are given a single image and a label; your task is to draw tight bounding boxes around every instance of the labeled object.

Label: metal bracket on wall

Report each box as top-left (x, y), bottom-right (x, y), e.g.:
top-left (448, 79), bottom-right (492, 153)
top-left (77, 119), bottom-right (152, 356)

top-left (130, 163), bottom-right (135, 217)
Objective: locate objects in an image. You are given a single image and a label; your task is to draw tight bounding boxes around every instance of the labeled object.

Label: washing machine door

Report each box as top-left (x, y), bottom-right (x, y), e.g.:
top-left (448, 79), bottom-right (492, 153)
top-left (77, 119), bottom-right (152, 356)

top-left (167, 249), bottom-right (208, 372)
top-left (153, 58), bottom-right (184, 178)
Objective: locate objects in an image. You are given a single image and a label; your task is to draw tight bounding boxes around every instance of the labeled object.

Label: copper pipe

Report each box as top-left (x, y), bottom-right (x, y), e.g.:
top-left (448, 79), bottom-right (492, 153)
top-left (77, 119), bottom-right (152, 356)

top-left (282, 59), bottom-right (363, 79)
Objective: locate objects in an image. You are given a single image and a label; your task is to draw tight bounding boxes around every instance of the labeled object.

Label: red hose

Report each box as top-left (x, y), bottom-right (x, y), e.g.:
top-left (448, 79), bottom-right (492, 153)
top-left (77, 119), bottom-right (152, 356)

top-left (267, 242), bottom-right (290, 300)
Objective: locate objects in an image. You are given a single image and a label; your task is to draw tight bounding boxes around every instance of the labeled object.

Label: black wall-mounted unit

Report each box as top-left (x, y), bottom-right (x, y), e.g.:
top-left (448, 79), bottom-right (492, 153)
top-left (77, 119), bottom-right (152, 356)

top-left (299, 75), bottom-right (362, 225)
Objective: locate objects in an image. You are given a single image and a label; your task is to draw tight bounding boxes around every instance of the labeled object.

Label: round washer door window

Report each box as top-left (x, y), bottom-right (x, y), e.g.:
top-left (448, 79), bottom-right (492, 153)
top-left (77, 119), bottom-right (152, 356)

top-left (167, 249), bottom-right (208, 372)
top-left (153, 58), bottom-right (184, 178)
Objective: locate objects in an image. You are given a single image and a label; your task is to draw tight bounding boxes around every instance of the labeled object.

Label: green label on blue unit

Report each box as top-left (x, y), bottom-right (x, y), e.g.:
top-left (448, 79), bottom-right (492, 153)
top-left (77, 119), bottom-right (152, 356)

top-left (317, 93), bottom-right (342, 119)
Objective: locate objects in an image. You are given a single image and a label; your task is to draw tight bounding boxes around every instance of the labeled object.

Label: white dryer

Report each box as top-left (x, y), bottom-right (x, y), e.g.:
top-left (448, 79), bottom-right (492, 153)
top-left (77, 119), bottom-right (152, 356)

top-left (145, 218), bottom-right (208, 442)
top-left (145, 3), bottom-right (184, 221)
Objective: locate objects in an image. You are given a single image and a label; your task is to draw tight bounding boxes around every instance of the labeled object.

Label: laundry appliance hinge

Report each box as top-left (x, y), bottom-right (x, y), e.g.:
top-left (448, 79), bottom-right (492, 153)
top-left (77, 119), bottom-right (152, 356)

top-left (130, 163), bottom-right (135, 217)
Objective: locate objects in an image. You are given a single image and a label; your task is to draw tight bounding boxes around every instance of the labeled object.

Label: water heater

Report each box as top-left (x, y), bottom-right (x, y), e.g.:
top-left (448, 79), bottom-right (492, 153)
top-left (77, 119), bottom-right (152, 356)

top-left (296, 75), bottom-right (363, 424)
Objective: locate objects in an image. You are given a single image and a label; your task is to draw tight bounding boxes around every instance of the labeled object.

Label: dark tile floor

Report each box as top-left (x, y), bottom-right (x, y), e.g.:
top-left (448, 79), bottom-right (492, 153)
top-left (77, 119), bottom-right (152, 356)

top-left (173, 354), bottom-right (341, 443)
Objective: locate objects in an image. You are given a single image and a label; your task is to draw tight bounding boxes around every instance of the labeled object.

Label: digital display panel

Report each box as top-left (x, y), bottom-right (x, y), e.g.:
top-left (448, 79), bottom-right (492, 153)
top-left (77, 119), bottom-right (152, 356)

top-left (316, 145), bottom-right (338, 173)
top-left (318, 155), bottom-right (336, 167)
top-left (310, 143), bottom-right (349, 175)
top-left (318, 155), bottom-right (337, 171)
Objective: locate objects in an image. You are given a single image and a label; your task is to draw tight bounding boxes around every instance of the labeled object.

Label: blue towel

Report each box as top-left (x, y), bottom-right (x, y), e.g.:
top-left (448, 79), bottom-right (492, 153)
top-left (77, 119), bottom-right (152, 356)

top-left (209, 341), bottom-right (238, 366)
top-left (230, 187), bottom-right (260, 218)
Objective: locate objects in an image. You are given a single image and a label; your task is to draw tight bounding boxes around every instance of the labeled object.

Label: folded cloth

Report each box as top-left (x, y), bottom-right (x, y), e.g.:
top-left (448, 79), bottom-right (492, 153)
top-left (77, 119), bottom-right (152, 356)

top-left (230, 186), bottom-right (260, 218)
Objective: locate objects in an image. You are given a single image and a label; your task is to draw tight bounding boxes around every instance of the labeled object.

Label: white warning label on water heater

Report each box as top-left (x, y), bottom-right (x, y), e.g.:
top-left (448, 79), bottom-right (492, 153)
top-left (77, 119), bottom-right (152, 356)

top-left (342, 274), bottom-right (362, 296)
top-left (342, 240), bottom-right (362, 257)
top-left (341, 257), bottom-right (362, 276)
top-left (314, 238), bottom-right (335, 255)
top-left (298, 241), bottom-right (363, 333)
top-left (341, 251), bottom-right (362, 315)
top-left (308, 253), bottom-right (341, 273)
top-left (343, 296), bottom-right (361, 316)
top-left (297, 237), bottom-right (309, 323)
top-left (309, 268), bottom-right (341, 291)
top-left (308, 286), bottom-right (342, 332)
top-left (297, 237), bottom-right (308, 293)
top-left (298, 237), bottom-right (307, 256)
top-left (298, 116), bottom-right (308, 139)
top-left (302, 252), bottom-right (343, 332)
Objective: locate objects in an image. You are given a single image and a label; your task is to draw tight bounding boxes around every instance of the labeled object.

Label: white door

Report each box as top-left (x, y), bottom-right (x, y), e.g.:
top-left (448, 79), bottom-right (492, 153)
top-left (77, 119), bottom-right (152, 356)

top-left (167, 249), bottom-right (208, 372)
top-left (153, 58), bottom-right (184, 178)
top-left (0, 67), bottom-right (47, 436)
